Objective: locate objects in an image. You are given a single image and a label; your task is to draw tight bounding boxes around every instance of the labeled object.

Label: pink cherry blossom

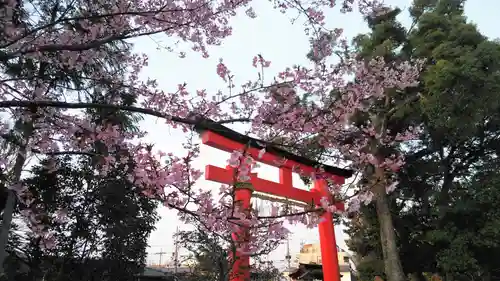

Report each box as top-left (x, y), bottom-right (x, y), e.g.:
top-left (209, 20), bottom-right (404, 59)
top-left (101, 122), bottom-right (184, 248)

top-left (39, 232), bottom-right (57, 250)
top-left (228, 150), bottom-right (243, 167)
top-left (257, 148), bottom-right (266, 159)
top-left (217, 60), bottom-right (230, 82)
top-left (53, 209), bottom-right (69, 224)
top-left (386, 181), bottom-right (399, 194)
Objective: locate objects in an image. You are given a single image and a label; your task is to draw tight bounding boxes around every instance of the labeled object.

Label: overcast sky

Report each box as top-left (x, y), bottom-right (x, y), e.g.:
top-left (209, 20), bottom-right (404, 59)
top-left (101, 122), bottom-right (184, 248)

top-left (130, 0), bottom-right (500, 268)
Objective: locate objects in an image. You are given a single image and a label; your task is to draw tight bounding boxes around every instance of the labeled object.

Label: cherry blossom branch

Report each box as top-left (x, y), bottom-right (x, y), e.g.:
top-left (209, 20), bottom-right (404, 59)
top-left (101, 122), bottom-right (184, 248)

top-left (0, 95), bottom-right (285, 128)
top-left (0, 4), bottom-right (203, 50)
top-left (0, 100), bottom-right (195, 124)
top-left (1, 1), bottom-right (239, 60)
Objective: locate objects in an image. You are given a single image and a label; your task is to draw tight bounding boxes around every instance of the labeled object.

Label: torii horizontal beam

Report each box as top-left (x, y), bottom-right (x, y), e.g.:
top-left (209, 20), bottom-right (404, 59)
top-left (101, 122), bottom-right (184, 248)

top-left (205, 165), bottom-right (345, 211)
top-left (193, 117), bottom-right (354, 179)
top-left (201, 130), bottom-right (348, 183)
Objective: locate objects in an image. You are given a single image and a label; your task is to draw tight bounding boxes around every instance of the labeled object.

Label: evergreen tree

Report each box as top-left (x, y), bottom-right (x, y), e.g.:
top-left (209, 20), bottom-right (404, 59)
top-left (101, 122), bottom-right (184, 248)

top-left (8, 156), bottom-right (157, 281)
top-left (2, 38), bottom-right (160, 280)
top-left (345, 0), bottom-right (500, 280)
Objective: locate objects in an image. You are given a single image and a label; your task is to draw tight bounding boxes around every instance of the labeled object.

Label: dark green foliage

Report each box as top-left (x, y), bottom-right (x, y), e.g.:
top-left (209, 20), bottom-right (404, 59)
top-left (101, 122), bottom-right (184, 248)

top-left (344, 206), bottom-right (385, 281)
top-left (426, 171), bottom-right (500, 280)
top-left (6, 156), bottom-right (158, 281)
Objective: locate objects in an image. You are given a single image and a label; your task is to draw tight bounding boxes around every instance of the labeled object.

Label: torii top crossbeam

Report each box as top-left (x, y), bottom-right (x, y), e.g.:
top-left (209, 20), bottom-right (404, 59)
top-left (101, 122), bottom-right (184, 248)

top-left (194, 118), bottom-right (353, 210)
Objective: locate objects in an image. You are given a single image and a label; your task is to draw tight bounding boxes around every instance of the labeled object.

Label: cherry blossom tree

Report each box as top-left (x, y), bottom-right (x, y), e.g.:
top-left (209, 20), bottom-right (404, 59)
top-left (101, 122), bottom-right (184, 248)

top-left (0, 0), bottom-right (424, 280)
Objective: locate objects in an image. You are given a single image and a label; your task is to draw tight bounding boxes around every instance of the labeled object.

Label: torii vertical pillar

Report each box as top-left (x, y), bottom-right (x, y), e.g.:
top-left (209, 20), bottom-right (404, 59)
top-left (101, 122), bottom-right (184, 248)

top-left (230, 181), bottom-right (253, 281)
top-left (314, 179), bottom-right (341, 281)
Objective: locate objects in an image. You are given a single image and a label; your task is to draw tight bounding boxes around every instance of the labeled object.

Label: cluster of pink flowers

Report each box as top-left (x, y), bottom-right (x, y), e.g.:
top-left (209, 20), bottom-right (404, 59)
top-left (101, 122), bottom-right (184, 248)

top-left (178, 182), bottom-right (292, 256)
top-left (17, 195), bottom-right (68, 250)
top-left (252, 55), bottom-right (272, 68)
top-left (227, 150), bottom-right (258, 182)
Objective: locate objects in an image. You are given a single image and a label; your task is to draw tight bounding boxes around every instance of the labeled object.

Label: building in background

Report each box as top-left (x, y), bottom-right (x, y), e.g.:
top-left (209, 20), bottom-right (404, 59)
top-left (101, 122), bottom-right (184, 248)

top-left (284, 243), bottom-right (353, 281)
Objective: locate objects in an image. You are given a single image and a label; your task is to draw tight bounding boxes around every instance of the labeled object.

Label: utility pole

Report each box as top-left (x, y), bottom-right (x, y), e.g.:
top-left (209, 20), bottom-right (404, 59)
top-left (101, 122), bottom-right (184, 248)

top-left (152, 249), bottom-right (168, 266)
top-left (285, 238), bottom-right (291, 269)
top-left (174, 226), bottom-right (180, 274)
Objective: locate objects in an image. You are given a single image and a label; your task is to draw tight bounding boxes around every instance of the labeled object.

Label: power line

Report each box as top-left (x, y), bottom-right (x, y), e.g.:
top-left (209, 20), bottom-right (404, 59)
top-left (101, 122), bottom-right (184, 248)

top-left (148, 244), bottom-right (174, 247)
top-left (152, 248), bottom-right (168, 265)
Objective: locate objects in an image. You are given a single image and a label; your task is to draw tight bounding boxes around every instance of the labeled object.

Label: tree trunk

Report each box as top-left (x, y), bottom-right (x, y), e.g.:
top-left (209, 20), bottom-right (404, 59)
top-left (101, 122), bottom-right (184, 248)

top-left (0, 123), bottom-right (33, 273)
top-left (374, 182), bottom-right (406, 281)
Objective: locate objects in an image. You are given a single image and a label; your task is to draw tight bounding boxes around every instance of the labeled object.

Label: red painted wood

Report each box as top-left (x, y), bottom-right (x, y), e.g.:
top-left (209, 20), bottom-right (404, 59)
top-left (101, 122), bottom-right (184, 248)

top-left (202, 131), bottom-right (345, 184)
top-left (279, 167), bottom-right (293, 188)
top-left (313, 179), bottom-right (341, 281)
top-left (230, 188), bottom-right (252, 281)
top-left (205, 165), bottom-right (345, 211)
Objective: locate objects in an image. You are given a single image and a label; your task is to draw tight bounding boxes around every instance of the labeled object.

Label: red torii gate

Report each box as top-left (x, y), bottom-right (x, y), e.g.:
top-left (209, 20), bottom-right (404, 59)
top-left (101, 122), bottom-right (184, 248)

top-left (195, 120), bottom-right (353, 281)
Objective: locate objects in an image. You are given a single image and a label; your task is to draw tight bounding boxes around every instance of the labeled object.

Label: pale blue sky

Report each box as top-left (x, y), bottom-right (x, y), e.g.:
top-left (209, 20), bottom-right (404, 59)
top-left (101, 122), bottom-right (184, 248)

top-left (133, 0), bottom-right (499, 268)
